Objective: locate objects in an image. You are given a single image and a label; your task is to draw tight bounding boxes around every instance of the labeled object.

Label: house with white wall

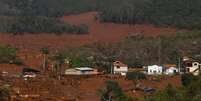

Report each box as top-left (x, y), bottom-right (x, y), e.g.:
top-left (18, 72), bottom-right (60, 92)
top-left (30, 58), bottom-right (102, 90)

top-left (113, 61), bottom-right (128, 76)
top-left (184, 61), bottom-right (201, 76)
top-left (163, 64), bottom-right (178, 75)
top-left (181, 57), bottom-right (201, 76)
top-left (165, 67), bottom-right (179, 75)
top-left (65, 67), bottom-right (99, 75)
top-left (147, 65), bottom-right (163, 75)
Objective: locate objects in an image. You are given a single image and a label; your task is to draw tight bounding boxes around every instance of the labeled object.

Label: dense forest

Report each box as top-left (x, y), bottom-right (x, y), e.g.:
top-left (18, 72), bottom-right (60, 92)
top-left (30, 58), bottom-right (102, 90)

top-left (1, 0), bottom-right (201, 33)
top-left (0, 0), bottom-right (93, 34)
top-left (97, 0), bottom-right (201, 29)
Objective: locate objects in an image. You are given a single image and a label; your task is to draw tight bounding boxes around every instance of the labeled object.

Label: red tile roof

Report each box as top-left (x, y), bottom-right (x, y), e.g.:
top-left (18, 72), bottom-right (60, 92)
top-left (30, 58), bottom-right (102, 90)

top-left (113, 61), bottom-right (128, 67)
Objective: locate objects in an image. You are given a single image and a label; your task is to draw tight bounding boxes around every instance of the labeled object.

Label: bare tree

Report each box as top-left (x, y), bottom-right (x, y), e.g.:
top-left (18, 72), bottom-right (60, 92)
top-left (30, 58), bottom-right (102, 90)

top-left (41, 47), bottom-right (49, 72)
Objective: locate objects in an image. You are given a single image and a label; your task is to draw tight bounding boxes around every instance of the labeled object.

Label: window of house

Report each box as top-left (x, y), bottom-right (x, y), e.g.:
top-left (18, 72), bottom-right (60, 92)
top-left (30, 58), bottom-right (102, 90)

top-left (194, 63), bottom-right (198, 66)
top-left (186, 68), bottom-right (190, 72)
top-left (117, 66), bottom-right (120, 69)
top-left (186, 63), bottom-right (192, 67)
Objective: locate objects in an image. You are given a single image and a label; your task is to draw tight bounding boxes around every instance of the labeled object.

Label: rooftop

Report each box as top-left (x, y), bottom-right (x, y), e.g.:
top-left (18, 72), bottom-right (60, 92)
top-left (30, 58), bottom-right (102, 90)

top-left (113, 61), bottom-right (128, 67)
top-left (75, 67), bottom-right (94, 71)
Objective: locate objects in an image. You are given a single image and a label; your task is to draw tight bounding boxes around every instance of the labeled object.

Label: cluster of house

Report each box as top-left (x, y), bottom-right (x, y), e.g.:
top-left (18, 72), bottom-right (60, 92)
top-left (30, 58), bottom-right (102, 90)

top-left (64, 57), bottom-right (201, 76)
top-left (4, 57), bottom-right (199, 79)
top-left (112, 57), bottom-right (201, 76)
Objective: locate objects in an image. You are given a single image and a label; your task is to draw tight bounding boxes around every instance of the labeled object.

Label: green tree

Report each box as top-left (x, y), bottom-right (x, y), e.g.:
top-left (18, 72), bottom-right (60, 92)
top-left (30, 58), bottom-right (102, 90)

top-left (98, 80), bottom-right (134, 101)
top-left (0, 85), bottom-right (11, 101)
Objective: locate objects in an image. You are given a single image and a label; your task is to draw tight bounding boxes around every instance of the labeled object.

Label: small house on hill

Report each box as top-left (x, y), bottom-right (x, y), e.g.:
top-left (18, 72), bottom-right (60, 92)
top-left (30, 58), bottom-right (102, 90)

top-left (22, 67), bottom-right (40, 78)
top-left (164, 64), bottom-right (178, 75)
top-left (65, 67), bottom-right (99, 75)
top-left (147, 65), bottom-right (163, 75)
top-left (182, 57), bottom-right (201, 75)
top-left (113, 61), bottom-right (128, 76)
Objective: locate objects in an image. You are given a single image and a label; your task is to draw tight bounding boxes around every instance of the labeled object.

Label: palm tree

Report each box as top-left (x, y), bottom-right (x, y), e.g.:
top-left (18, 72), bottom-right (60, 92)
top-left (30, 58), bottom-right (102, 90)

top-left (41, 47), bottom-right (49, 72)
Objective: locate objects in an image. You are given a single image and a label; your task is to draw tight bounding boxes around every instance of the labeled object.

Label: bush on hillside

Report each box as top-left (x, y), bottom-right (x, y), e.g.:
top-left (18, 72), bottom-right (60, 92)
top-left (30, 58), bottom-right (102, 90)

top-left (181, 73), bottom-right (199, 87)
top-left (0, 45), bottom-right (17, 63)
top-left (2, 0), bottom-right (95, 17)
top-left (126, 72), bottom-right (146, 80)
top-left (0, 45), bottom-right (23, 65)
top-left (7, 16), bottom-right (89, 34)
top-left (0, 85), bottom-right (11, 101)
top-left (98, 80), bottom-right (134, 101)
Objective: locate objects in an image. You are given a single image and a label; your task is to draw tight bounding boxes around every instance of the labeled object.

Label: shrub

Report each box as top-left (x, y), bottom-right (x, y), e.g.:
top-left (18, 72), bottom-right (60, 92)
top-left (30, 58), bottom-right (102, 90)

top-left (0, 45), bottom-right (23, 65)
top-left (0, 85), bottom-right (11, 101)
top-left (98, 80), bottom-right (134, 101)
top-left (126, 72), bottom-right (146, 80)
top-left (0, 45), bottom-right (17, 63)
top-left (12, 58), bottom-right (23, 65)
top-left (7, 16), bottom-right (89, 34)
top-left (75, 24), bottom-right (89, 34)
top-left (181, 74), bottom-right (199, 87)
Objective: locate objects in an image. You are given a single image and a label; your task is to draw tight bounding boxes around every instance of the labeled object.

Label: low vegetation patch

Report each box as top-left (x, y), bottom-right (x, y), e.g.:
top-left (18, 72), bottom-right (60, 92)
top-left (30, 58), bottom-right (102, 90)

top-left (0, 45), bottom-right (22, 65)
top-left (98, 80), bottom-right (134, 101)
top-left (0, 0), bottom-right (90, 34)
top-left (126, 72), bottom-right (146, 80)
top-left (8, 16), bottom-right (89, 34)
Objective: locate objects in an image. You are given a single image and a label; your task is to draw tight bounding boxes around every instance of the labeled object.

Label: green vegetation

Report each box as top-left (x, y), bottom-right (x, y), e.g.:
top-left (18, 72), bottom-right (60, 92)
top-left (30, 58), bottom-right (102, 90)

top-left (144, 74), bottom-right (201, 101)
top-left (98, 80), bottom-right (134, 101)
top-left (58, 48), bottom-right (92, 67)
top-left (97, 0), bottom-right (201, 29)
top-left (57, 31), bottom-right (201, 71)
top-left (7, 16), bottom-right (89, 34)
top-left (0, 45), bottom-right (21, 64)
top-left (145, 84), bottom-right (184, 101)
top-left (1, 0), bottom-right (95, 17)
top-left (0, 85), bottom-right (11, 101)
top-left (0, 0), bottom-right (90, 34)
top-left (181, 73), bottom-right (199, 87)
top-left (126, 72), bottom-right (146, 80)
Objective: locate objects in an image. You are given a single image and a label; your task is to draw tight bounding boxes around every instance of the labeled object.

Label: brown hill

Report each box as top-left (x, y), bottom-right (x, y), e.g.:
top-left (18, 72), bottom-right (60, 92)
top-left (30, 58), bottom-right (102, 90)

top-left (0, 12), bottom-right (178, 51)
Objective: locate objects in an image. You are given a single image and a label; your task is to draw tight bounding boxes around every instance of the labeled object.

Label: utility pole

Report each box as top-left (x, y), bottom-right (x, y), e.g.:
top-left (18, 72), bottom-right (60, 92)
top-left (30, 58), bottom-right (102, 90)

top-left (158, 37), bottom-right (161, 65)
top-left (178, 57), bottom-right (181, 73)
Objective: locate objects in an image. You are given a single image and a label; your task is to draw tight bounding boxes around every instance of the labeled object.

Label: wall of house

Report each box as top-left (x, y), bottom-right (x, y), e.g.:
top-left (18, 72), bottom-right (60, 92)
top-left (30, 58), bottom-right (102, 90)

top-left (147, 66), bottom-right (163, 75)
top-left (186, 62), bottom-right (200, 75)
top-left (165, 68), bottom-right (178, 75)
top-left (113, 66), bottom-right (128, 74)
top-left (65, 69), bottom-right (99, 75)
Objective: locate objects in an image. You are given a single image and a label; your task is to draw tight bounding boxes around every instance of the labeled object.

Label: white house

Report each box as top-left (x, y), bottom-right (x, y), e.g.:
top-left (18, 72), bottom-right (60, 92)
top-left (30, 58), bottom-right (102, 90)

top-left (65, 67), bottom-right (99, 75)
top-left (182, 57), bottom-right (201, 76)
top-left (185, 61), bottom-right (201, 76)
top-left (147, 65), bottom-right (163, 75)
top-left (165, 67), bottom-right (179, 75)
top-left (113, 61), bottom-right (128, 76)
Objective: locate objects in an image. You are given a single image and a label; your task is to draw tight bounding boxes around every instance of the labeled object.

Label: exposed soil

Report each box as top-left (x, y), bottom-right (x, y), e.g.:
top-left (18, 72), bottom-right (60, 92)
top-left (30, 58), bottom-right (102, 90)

top-left (0, 12), bottom-right (179, 51)
top-left (0, 12), bottom-right (182, 101)
top-left (0, 75), bottom-right (181, 101)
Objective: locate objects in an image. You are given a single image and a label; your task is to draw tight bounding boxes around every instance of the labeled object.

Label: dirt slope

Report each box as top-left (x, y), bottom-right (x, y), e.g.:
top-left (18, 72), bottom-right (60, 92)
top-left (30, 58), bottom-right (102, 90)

top-left (0, 12), bottom-right (178, 51)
